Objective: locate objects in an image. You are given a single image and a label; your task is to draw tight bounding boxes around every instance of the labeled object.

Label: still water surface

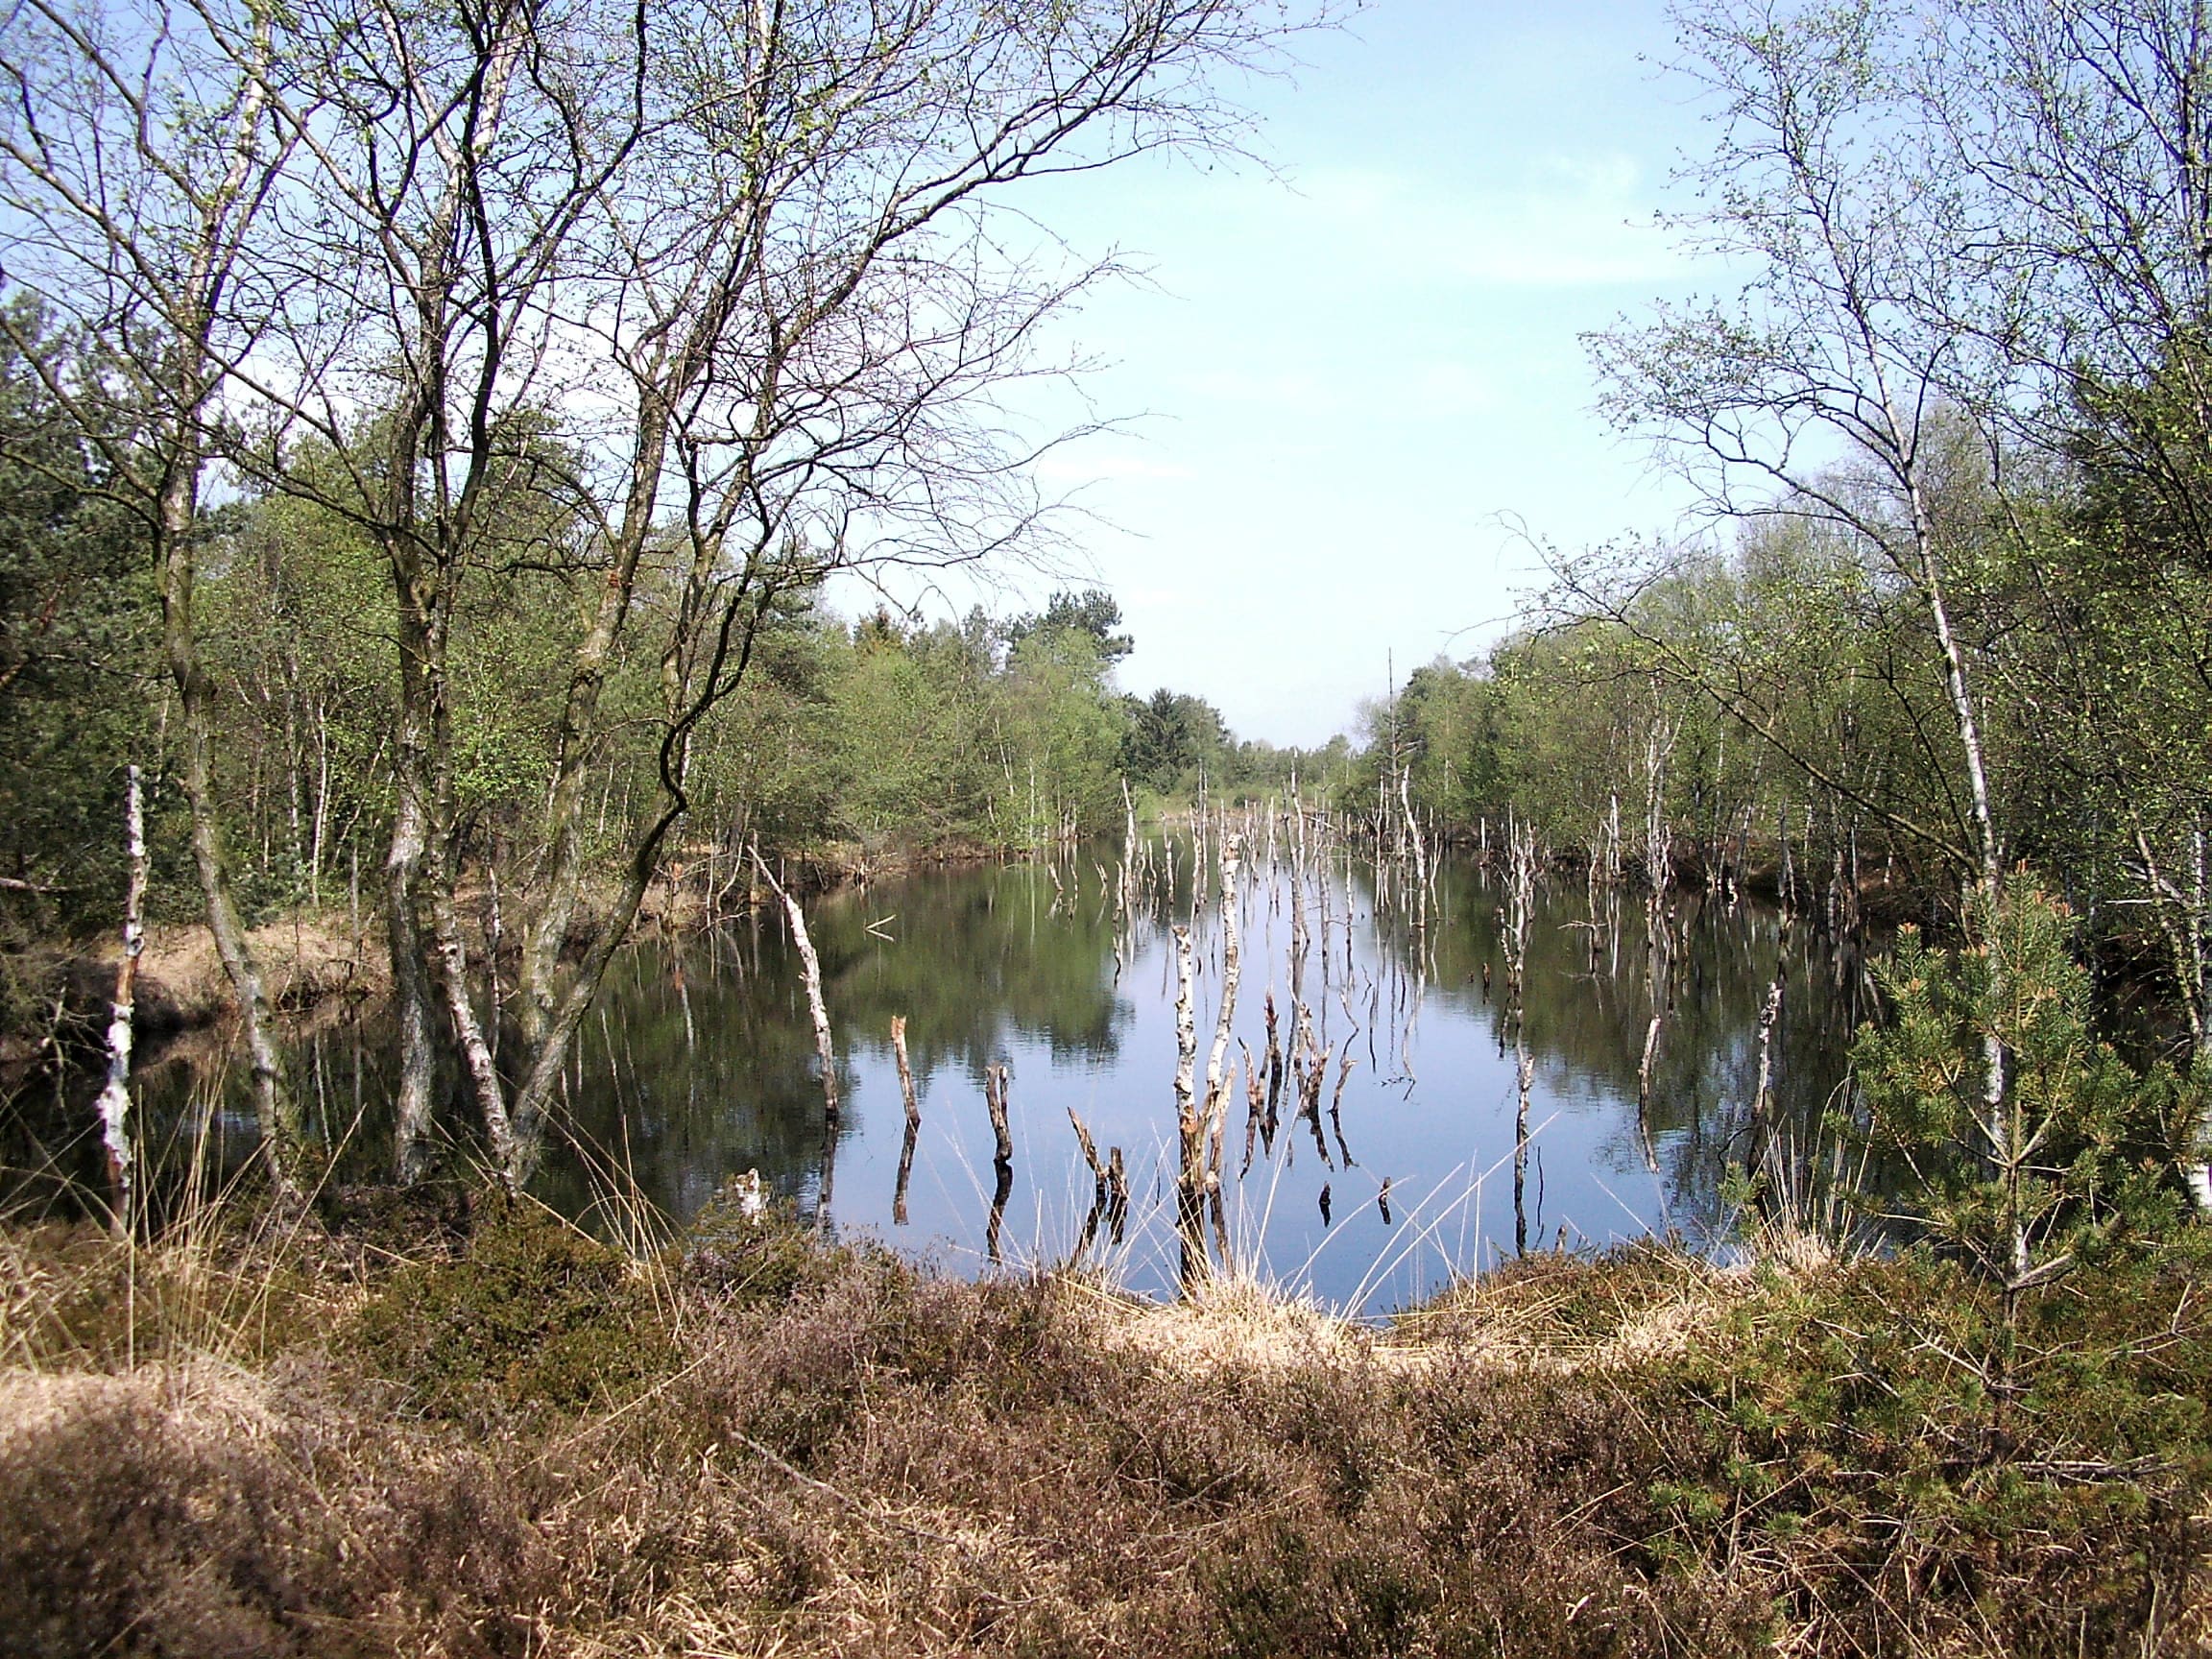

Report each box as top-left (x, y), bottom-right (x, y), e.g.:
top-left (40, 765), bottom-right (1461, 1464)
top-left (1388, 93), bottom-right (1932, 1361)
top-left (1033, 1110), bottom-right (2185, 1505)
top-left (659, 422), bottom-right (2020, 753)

top-left (147, 844), bottom-right (1872, 1313)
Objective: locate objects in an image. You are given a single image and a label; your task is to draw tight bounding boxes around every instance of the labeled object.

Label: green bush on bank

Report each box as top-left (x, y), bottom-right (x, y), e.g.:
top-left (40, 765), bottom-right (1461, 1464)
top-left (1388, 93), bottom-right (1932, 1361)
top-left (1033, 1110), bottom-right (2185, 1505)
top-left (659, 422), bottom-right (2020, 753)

top-left (348, 1198), bottom-right (675, 1419)
top-left (1645, 1244), bottom-right (2212, 1647)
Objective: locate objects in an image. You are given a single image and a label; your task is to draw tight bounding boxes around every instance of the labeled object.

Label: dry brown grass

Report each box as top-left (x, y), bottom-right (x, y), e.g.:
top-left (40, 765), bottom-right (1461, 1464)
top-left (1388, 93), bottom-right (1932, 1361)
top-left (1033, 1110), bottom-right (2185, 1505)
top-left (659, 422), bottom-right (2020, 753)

top-left (1384, 1238), bottom-right (1795, 1372)
top-left (131, 913), bottom-right (386, 1024)
top-left (2, 1209), bottom-right (2207, 1657)
top-left (1074, 1266), bottom-right (1373, 1376)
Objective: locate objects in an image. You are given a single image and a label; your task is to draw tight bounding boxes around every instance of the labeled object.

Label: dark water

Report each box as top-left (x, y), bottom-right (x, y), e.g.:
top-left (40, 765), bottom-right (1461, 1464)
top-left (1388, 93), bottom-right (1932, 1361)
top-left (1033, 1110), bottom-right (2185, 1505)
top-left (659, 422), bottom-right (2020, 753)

top-left (108, 844), bottom-right (1871, 1312)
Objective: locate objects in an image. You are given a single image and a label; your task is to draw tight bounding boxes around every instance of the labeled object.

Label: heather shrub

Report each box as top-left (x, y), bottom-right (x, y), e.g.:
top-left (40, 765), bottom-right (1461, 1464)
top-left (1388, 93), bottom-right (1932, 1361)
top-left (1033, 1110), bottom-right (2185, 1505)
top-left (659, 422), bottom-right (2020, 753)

top-left (349, 1198), bottom-right (673, 1418)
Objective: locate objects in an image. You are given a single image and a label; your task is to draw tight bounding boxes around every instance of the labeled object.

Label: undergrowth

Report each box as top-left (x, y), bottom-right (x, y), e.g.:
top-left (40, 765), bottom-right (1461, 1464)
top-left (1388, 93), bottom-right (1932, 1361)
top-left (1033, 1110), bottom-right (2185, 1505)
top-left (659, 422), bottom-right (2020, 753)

top-left (5, 1199), bottom-right (2212, 1656)
top-left (349, 1197), bottom-right (676, 1419)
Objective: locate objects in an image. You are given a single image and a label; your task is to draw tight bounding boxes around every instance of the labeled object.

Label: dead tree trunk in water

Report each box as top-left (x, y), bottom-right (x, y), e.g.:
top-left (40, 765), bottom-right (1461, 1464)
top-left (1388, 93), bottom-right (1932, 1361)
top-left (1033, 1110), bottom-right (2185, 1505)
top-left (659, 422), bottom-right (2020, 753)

top-left (1507, 819), bottom-right (1538, 1256)
top-left (983, 1063), bottom-right (1013, 1168)
top-left (1068, 1103), bottom-right (1123, 1260)
top-left (891, 1015), bottom-right (920, 1225)
top-left (1503, 819), bottom-right (1538, 1001)
top-left (752, 847), bottom-right (836, 1122)
top-left (1239, 1038), bottom-right (1264, 1174)
top-left (1747, 935), bottom-right (1787, 1202)
top-left (1637, 690), bottom-right (1678, 1166)
top-left (983, 1063), bottom-right (1013, 1263)
top-left (1171, 925), bottom-right (1204, 1288)
top-left (1398, 767), bottom-right (1429, 931)
top-left (1262, 991), bottom-right (1284, 1148)
top-left (1513, 1038), bottom-right (1533, 1257)
top-left (1194, 834), bottom-right (1244, 1277)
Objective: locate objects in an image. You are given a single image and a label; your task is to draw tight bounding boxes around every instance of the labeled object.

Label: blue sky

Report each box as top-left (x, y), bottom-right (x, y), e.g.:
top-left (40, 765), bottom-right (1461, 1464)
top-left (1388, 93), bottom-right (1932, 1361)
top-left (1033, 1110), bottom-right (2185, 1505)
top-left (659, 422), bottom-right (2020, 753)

top-left (916, 1), bottom-right (1736, 747)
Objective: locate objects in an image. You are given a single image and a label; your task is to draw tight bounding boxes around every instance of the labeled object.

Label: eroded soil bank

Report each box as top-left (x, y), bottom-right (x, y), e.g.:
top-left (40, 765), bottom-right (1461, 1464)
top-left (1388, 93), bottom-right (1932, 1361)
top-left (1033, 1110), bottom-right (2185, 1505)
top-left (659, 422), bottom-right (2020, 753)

top-left (8, 837), bottom-right (1009, 1066)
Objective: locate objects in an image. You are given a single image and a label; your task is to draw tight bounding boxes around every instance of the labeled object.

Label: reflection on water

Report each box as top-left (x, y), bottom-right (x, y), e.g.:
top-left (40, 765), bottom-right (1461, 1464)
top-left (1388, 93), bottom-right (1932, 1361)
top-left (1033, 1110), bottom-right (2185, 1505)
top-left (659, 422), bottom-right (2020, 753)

top-left (124, 843), bottom-right (1871, 1312)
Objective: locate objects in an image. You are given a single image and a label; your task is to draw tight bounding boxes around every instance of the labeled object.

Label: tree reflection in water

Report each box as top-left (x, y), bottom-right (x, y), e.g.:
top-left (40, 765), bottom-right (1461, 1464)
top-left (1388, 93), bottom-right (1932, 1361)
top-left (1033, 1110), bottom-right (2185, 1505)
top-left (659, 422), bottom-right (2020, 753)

top-left (131, 842), bottom-right (1863, 1312)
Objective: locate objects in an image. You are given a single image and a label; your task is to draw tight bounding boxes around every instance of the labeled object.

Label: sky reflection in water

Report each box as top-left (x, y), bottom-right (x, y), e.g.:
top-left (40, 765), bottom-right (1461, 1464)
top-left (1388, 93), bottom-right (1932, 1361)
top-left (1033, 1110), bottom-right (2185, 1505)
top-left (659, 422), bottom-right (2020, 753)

top-left (114, 843), bottom-right (1870, 1313)
top-left (529, 842), bottom-right (1868, 1313)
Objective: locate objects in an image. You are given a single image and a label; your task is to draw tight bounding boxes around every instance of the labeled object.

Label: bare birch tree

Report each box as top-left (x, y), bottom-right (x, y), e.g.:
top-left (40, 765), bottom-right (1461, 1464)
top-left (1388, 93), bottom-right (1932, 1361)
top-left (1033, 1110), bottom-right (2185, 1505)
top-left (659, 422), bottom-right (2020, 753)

top-left (0, 0), bottom-right (309, 1205)
top-left (250, 0), bottom-right (1309, 1186)
top-left (9, 0), bottom-right (1314, 1193)
top-left (1585, 0), bottom-right (2042, 1279)
top-left (1920, 0), bottom-right (2212, 1090)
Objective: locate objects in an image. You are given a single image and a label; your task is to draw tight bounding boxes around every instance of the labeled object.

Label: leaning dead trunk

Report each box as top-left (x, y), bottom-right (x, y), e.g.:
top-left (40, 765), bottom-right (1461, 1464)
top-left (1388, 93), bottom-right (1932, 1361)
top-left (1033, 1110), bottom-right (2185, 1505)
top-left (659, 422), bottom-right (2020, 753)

top-left (424, 828), bottom-right (519, 1183)
top-left (752, 847), bottom-right (837, 1121)
top-left (1068, 1102), bottom-right (1115, 1260)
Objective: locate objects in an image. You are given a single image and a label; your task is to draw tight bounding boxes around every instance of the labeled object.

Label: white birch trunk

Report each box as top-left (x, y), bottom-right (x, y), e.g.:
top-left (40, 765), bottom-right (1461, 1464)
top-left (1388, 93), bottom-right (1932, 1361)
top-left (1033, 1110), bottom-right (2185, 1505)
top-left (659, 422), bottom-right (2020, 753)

top-left (753, 846), bottom-right (837, 1121)
top-left (94, 765), bottom-right (148, 1237)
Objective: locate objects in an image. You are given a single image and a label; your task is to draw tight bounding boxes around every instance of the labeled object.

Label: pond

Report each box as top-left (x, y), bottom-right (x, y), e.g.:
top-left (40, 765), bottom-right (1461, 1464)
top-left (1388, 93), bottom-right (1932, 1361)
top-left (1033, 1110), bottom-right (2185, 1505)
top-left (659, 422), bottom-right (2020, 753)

top-left (122, 838), bottom-right (1874, 1314)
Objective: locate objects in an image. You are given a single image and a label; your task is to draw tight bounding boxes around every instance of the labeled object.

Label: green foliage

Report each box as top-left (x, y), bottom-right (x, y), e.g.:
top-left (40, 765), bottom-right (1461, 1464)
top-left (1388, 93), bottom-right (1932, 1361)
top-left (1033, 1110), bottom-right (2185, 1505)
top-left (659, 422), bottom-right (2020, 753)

top-left (349, 1201), bottom-right (674, 1418)
top-left (799, 602), bottom-right (1132, 847)
top-left (0, 300), bottom-right (156, 952)
top-left (1848, 887), bottom-right (2193, 1283)
top-left (1001, 624), bottom-right (1126, 838)
top-left (1337, 656), bottom-right (1507, 830)
top-left (832, 612), bottom-right (996, 841)
top-left (680, 1187), bottom-right (868, 1306)
top-left (1120, 685), bottom-right (1227, 796)
top-left (1004, 587), bottom-right (1132, 663)
top-left (1653, 1246), bottom-right (2212, 1650)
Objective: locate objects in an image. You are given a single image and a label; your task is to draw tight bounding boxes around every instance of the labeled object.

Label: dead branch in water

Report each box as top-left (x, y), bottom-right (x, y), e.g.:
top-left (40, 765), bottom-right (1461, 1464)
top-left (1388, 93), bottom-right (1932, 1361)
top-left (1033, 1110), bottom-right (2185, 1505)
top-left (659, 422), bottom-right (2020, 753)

top-left (892, 1015), bottom-right (920, 1225)
top-left (751, 845), bottom-right (837, 1123)
top-left (1239, 1038), bottom-right (1263, 1175)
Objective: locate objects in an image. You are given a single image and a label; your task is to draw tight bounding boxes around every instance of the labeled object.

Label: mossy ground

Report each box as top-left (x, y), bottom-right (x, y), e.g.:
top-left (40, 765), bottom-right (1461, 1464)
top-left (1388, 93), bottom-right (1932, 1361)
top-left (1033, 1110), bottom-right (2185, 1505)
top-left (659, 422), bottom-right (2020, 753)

top-left (5, 1204), bottom-right (2212, 1657)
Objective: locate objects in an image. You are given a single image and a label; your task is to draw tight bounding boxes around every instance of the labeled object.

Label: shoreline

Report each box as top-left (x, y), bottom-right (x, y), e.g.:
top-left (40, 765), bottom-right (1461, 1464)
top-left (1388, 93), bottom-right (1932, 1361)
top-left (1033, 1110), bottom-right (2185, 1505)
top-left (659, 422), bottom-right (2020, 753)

top-left (16, 834), bottom-right (1039, 1061)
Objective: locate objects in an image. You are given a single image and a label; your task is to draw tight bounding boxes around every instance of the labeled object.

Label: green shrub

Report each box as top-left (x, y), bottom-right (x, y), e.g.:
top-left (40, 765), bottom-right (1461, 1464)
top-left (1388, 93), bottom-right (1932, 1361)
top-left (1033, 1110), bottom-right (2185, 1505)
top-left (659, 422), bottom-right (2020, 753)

top-left (350, 1200), bottom-right (672, 1418)
top-left (1647, 1247), bottom-right (2212, 1652)
top-left (1849, 885), bottom-right (2193, 1296)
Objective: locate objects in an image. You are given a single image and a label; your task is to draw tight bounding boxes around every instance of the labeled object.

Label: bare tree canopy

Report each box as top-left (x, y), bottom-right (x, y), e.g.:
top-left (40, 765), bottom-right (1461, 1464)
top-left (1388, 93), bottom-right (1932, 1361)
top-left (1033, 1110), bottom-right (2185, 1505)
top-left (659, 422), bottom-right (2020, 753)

top-left (0, 0), bottom-right (1321, 1186)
